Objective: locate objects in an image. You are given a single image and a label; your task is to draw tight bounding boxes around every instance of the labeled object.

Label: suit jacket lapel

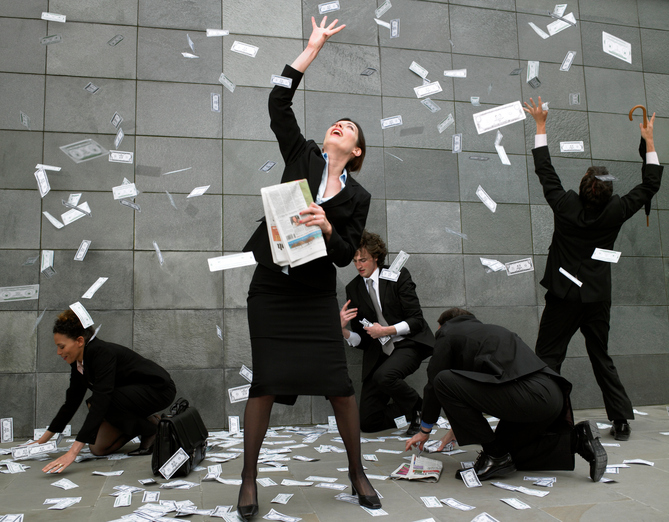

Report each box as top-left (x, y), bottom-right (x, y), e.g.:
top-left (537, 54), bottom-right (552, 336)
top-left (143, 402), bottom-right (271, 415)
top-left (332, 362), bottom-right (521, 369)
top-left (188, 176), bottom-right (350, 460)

top-left (357, 276), bottom-right (376, 322)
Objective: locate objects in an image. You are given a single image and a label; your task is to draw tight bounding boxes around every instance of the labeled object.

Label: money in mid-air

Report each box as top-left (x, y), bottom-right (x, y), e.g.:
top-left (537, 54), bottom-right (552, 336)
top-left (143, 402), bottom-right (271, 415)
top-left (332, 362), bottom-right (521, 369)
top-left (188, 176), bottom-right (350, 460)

top-left (271, 75), bottom-right (293, 89)
top-left (602, 31), bottom-right (632, 64)
top-left (228, 384), bottom-right (251, 403)
top-left (569, 93), bottom-right (580, 105)
top-left (182, 52), bottom-right (199, 59)
top-left (443, 69), bottom-right (467, 78)
top-left (82, 277), bottom-right (108, 299)
top-left (110, 111), bottom-right (123, 128)
top-left (360, 67), bottom-right (377, 76)
top-left (0, 284), bottom-right (39, 302)
top-left (219, 73), bottom-right (236, 93)
top-left (84, 82), bottom-right (100, 94)
top-left (375, 0), bottom-right (392, 18)
top-left (509, 68), bottom-right (522, 76)
top-left (70, 301), bottom-right (94, 328)
top-left (1, 418), bottom-right (13, 443)
top-left (186, 185), bottom-right (210, 198)
top-left (60, 139), bottom-right (109, 164)
top-left (318, 1), bottom-right (340, 14)
top-left (61, 201), bottom-right (91, 225)
top-left (74, 240), bottom-right (91, 261)
top-left (41, 250), bottom-right (56, 278)
top-left (153, 241), bottom-right (165, 267)
top-left (107, 34), bottom-right (124, 46)
top-left (436, 113), bottom-right (454, 134)
top-left (42, 12), bottom-right (66, 22)
top-left (239, 364), bottom-right (253, 382)
top-left (207, 29), bottom-right (229, 37)
top-left (380, 115), bottom-right (403, 129)
top-left (409, 61), bottom-right (429, 79)
top-left (120, 199), bottom-right (140, 212)
top-left (34, 168), bottom-right (50, 198)
top-left (472, 101), bottom-right (526, 135)
top-left (470, 96), bottom-right (480, 106)
top-left (560, 141), bottom-right (584, 152)
top-left (591, 248), bottom-right (621, 263)
top-left (109, 150), bottom-right (134, 163)
top-left (208, 252), bottom-right (256, 271)
top-left (159, 447), bottom-right (190, 479)
top-left (211, 92), bottom-right (221, 113)
top-left (390, 19), bottom-right (400, 38)
top-left (114, 128), bottom-right (124, 149)
top-left (43, 211), bottom-right (64, 229)
top-left (528, 22), bottom-right (549, 39)
top-left (259, 161), bottom-right (276, 172)
top-left (560, 51), bottom-right (577, 71)
top-left (494, 130), bottom-right (510, 165)
top-left (526, 60), bottom-right (540, 88)
top-left (547, 12), bottom-right (576, 36)
top-left (505, 258), bottom-right (534, 276)
top-left (389, 250), bottom-right (410, 273)
top-left (112, 182), bottom-right (138, 200)
top-left (41, 34), bottom-right (62, 45)
top-left (20, 110), bottom-right (31, 129)
top-left (452, 133), bottom-right (462, 153)
top-left (559, 267), bottom-right (583, 287)
top-left (414, 81), bottom-right (442, 99)
top-left (421, 98), bottom-right (441, 113)
top-left (476, 185), bottom-right (497, 213)
top-left (231, 41), bottom-right (259, 58)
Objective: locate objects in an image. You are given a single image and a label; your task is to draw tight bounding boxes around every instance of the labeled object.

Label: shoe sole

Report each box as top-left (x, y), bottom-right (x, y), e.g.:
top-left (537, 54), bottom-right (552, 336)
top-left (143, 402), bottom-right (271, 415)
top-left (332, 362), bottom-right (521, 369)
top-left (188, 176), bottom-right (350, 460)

top-left (581, 420), bottom-right (608, 482)
top-left (478, 462), bottom-right (517, 481)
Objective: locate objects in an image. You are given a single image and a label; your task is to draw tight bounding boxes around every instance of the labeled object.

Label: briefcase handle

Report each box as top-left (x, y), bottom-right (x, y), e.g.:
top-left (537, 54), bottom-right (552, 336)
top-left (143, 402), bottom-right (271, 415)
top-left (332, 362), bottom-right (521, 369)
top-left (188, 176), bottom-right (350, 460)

top-left (169, 398), bottom-right (189, 416)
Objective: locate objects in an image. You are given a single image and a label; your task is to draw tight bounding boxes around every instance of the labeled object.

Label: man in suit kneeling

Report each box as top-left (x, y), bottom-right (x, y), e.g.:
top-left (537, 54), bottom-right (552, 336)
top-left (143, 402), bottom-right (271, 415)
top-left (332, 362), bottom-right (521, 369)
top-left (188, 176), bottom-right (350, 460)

top-left (340, 231), bottom-right (434, 436)
top-left (406, 308), bottom-right (607, 483)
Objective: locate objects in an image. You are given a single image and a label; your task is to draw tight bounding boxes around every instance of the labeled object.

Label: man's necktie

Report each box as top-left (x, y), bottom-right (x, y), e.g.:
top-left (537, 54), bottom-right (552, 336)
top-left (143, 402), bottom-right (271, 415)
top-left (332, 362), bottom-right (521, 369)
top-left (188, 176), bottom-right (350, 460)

top-left (366, 279), bottom-right (395, 356)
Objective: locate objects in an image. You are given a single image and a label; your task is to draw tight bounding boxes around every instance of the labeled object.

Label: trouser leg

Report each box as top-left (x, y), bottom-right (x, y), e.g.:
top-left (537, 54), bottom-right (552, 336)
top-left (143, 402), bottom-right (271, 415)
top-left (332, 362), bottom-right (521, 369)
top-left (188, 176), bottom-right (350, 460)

top-left (535, 292), bottom-right (582, 373)
top-left (371, 345), bottom-right (424, 416)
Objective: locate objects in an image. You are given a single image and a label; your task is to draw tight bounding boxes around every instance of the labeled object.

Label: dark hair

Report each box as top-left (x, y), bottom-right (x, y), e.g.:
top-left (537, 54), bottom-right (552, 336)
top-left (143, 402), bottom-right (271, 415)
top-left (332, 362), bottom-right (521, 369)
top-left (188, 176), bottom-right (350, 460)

top-left (338, 118), bottom-right (366, 173)
top-left (358, 230), bottom-right (387, 267)
top-left (437, 308), bottom-right (473, 326)
top-left (53, 309), bottom-right (94, 342)
top-left (579, 166), bottom-right (613, 211)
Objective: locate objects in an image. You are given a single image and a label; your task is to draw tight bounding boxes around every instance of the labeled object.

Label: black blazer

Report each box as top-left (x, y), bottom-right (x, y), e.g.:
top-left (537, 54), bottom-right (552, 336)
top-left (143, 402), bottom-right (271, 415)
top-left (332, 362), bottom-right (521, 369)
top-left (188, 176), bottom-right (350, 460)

top-left (421, 315), bottom-right (571, 426)
top-left (243, 64), bottom-right (371, 293)
top-left (48, 338), bottom-right (173, 444)
top-left (533, 143), bottom-right (663, 302)
top-left (346, 266), bottom-right (435, 381)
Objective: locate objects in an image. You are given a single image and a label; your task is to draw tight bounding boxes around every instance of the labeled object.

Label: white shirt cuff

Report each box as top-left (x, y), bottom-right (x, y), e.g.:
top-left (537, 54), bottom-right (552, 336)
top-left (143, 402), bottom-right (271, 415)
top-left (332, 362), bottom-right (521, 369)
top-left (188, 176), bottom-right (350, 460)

top-left (534, 134), bottom-right (548, 148)
top-left (345, 331), bottom-right (361, 347)
top-left (647, 151), bottom-right (659, 165)
top-left (393, 321), bottom-right (411, 337)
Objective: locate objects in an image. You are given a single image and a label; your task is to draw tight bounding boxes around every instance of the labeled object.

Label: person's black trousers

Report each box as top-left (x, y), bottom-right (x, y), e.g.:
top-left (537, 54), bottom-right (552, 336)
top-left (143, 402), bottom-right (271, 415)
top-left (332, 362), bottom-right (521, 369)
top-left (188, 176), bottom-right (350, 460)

top-left (359, 341), bottom-right (427, 433)
top-left (100, 380), bottom-right (176, 439)
top-left (535, 291), bottom-right (634, 421)
top-left (434, 370), bottom-right (575, 471)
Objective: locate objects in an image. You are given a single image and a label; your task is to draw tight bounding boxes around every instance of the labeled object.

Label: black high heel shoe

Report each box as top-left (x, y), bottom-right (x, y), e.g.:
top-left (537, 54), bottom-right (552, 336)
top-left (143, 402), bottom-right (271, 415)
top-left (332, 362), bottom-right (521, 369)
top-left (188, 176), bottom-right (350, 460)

top-left (349, 472), bottom-right (382, 509)
top-left (237, 483), bottom-right (259, 521)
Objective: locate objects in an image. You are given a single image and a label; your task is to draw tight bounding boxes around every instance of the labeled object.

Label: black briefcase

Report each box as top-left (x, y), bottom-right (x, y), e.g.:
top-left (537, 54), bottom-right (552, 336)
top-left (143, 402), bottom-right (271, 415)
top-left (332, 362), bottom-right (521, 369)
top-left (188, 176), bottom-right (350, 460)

top-left (151, 398), bottom-right (208, 477)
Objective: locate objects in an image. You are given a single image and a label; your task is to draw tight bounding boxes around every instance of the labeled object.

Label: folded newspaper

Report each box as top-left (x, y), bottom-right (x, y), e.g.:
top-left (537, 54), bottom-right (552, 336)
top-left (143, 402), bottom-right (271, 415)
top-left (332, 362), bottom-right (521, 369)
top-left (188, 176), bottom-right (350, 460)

top-left (390, 454), bottom-right (443, 482)
top-left (261, 179), bottom-right (327, 268)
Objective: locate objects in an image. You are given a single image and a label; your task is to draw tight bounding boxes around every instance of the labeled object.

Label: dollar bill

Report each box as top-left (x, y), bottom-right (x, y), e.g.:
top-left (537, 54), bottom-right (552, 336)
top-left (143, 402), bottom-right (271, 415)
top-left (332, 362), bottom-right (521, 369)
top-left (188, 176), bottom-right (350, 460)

top-left (505, 258), bottom-right (534, 275)
top-left (494, 130), bottom-right (510, 165)
top-left (107, 34), bottom-right (124, 46)
top-left (120, 199), bottom-right (141, 212)
top-left (208, 252), bottom-right (256, 271)
top-left (211, 92), bottom-right (221, 113)
top-left (602, 31), bottom-right (631, 64)
top-left (207, 29), bottom-right (229, 37)
top-left (414, 81), bottom-right (442, 99)
top-left (271, 74), bottom-right (293, 89)
top-left (471, 513), bottom-right (500, 522)
top-left (60, 139), bottom-right (108, 163)
top-left (316, 482), bottom-right (347, 491)
top-left (228, 384), bottom-right (251, 403)
top-left (461, 468), bottom-right (482, 488)
top-left (528, 22), bottom-right (549, 39)
top-left (271, 493), bottom-right (294, 505)
top-left (591, 248), bottom-right (621, 263)
top-left (109, 150), bottom-right (133, 163)
top-left (420, 496), bottom-right (442, 508)
top-left (47, 497), bottom-right (81, 510)
top-left (219, 73), bottom-right (236, 93)
top-left (375, 0), bottom-right (392, 18)
top-left (560, 51), bottom-right (577, 71)
top-left (159, 447), bottom-right (190, 479)
top-left (62, 199), bottom-right (91, 218)
top-left (142, 491), bottom-right (160, 503)
top-left (240, 364), bottom-right (253, 382)
top-left (41, 34), bottom-right (62, 45)
top-left (73, 240), bottom-right (91, 262)
top-left (437, 113), bottom-right (454, 133)
top-left (164, 190), bottom-right (177, 210)
top-left (20, 110), bottom-right (31, 129)
top-left (110, 112), bottom-right (123, 129)
top-left (34, 168), bottom-right (50, 198)
top-left (11, 440), bottom-right (58, 460)
top-left (112, 182), bottom-right (138, 200)
top-left (66, 192), bottom-right (81, 204)
top-left (472, 101), bottom-right (526, 135)
top-left (560, 141), bottom-right (584, 152)
top-left (389, 250), bottom-right (409, 273)
top-left (390, 19), bottom-right (400, 38)
top-left (444, 226), bottom-right (467, 239)
top-left (84, 82), bottom-right (100, 94)
top-left (152, 241), bottom-right (165, 266)
top-left (380, 115), bottom-right (402, 129)
top-left (70, 301), bottom-right (94, 328)
top-left (264, 508), bottom-right (302, 522)
top-left (182, 52), bottom-right (199, 59)
top-left (393, 415), bottom-right (408, 429)
top-left (1, 418), bottom-right (13, 443)
top-left (470, 96), bottom-right (480, 106)
top-left (569, 93), bottom-right (581, 105)
top-left (41, 250), bottom-right (56, 278)
top-left (452, 133), bottom-right (462, 153)
top-left (259, 160), bottom-right (276, 172)
top-left (114, 491), bottom-right (132, 507)
top-left (82, 277), bottom-right (108, 299)
top-left (186, 185), bottom-right (210, 198)
top-left (553, 4), bottom-right (568, 17)
top-left (216, 325), bottom-right (223, 340)
top-left (138, 478), bottom-right (157, 485)
top-left (359, 318), bottom-right (392, 344)
top-left (515, 485), bottom-right (549, 497)
top-left (360, 67), bottom-right (377, 76)
top-left (559, 267), bottom-right (583, 287)
top-left (257, 477), bottom-right (277, 487)
top-left (318, 1), bottom-right (340, 14)
top-left (440, 498), bottom-right (475, 511)
top-left (42, 12), bottom-right (66, 22)
top-left (363, 454), bottom-right (378, 461)
top-left (186, 33), bottom-right (195, 52)
top-left (509, 68), bottom-right (522, 76)
top-left (409, 61), bottom-right (429, 79)
top-left (42, 211), bottom-right (63, 229)
top-left (421, 98), bottom-right (441, 113)
top-left (443, 69), bottom-right (467, 78)
top-left (476, 185), bottom-right (497, 213)
top-left (229, 415), bottom-right (240, 434)
top-left (526, 60), bottom-right (540, 88)
top-left (91, 470), bottom-right (124, 476)
top-left (547, 12), bottom-right (576, 36)
top-left (114, 128), bottom-right (124, 149)
top-left (231, 41), bottom-right (258, 58)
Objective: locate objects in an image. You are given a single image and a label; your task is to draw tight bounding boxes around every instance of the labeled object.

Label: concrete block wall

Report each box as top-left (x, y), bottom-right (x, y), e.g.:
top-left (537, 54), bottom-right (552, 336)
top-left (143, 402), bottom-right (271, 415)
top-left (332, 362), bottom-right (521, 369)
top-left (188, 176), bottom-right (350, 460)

top-left (1, 0), bottom-right (669, 437)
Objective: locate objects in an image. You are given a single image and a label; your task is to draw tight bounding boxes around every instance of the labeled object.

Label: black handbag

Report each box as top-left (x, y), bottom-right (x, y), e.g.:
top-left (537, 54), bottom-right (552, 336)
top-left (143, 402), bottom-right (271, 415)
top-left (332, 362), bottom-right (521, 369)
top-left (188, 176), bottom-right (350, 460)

top-left (151, 398), bottom-right (208, 477)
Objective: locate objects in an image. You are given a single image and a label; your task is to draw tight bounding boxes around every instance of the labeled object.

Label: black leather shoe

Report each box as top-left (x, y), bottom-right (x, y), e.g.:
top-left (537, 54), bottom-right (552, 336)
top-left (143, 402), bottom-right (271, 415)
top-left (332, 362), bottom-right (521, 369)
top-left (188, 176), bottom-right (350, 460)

top-left (405, 410), bottom-right (422, 437)
top-left (472, 451), bottom-right (516, 481)
top-left (349, 473), bottom-right (382, 509)
top-left (237, 482), bottom-right (259, 521)
top-left (610, 421), bottom-right (631, 441)
top-left (127, 445), bottom-right (153, 456)
top-left (575, 420), bottom-right (608, 482)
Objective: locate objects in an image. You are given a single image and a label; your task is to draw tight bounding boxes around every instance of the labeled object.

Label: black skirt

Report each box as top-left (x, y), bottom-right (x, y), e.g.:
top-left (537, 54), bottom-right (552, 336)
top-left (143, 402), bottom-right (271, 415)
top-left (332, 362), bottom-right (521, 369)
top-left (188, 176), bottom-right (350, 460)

top-left (247, 264), bottom-right (354, 405)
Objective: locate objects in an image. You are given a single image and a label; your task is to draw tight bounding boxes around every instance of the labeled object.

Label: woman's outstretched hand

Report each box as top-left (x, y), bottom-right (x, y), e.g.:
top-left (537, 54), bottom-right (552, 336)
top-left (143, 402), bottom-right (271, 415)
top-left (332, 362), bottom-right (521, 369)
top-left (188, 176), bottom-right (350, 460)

top-left (307, 16), bottom-right (346, 52)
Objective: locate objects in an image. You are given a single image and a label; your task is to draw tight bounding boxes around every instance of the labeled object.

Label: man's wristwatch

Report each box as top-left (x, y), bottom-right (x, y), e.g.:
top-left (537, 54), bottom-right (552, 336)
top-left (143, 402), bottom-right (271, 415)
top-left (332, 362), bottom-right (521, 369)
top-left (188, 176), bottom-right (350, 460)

top-left (419, 427), bottom-right (431, 435)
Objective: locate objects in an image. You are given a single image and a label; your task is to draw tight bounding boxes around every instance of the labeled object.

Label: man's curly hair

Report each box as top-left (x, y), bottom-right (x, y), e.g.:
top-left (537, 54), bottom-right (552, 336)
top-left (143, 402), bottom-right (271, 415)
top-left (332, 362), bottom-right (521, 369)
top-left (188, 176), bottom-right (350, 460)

top-left (579, 166), bottom-right (613, 211)
top-left (358, 230), bottom-right (387, 267)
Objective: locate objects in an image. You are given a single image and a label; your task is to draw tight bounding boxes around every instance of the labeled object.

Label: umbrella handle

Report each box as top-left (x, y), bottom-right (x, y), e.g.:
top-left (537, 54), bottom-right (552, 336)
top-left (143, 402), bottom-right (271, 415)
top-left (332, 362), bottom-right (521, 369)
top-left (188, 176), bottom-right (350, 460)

top-left (629, 105), bottom-right (648, 128)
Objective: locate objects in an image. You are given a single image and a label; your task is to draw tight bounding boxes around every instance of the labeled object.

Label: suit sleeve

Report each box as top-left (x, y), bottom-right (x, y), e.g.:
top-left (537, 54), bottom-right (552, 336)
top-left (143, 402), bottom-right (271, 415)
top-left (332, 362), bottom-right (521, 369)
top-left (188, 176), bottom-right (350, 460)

top-left (268, 65), bottom-right (307, 172)
top-left (76, 348), bottom-right (118, 444)
top-left (346, 285), bottom-right (372, 351)
top-left (619, 137), bottom-right (663, 220)
top-left (395, 268), bottom-right (427, 334)
top-left (326, 188), bottom-right (371, 267)
top-left (47, 367), bottom-right (87, 435)
top-left (421, 337), bottom-right (453, 425)
top-left (532, 146), bottom-right (570, 212)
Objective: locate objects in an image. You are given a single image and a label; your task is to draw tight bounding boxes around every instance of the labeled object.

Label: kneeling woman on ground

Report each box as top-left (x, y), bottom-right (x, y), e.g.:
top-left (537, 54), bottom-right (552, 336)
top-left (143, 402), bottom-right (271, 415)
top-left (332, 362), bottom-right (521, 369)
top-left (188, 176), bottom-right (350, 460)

top-left (39, 310), bottom-right (176, 473)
